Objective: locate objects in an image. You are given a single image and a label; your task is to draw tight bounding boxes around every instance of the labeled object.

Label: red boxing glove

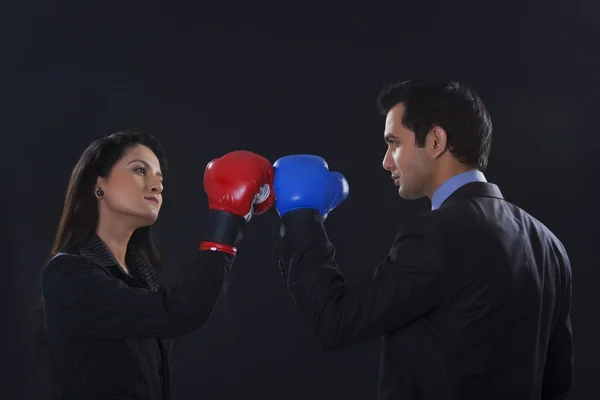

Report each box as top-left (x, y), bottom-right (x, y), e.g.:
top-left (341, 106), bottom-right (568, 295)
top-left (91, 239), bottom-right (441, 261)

top-left (200, 150), bottom-right (275, 255)
top-left (204, 150), bottom-right (275, 220)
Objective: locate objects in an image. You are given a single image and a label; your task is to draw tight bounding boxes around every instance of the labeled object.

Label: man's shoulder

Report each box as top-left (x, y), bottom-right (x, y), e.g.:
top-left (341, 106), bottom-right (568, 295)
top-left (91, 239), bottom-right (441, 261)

top-left (433, 190), bottom-right (526, 226)
top-left (433, 194), bottom-right (568, 256)
top-left (508, 204), bottom-right (570, 257)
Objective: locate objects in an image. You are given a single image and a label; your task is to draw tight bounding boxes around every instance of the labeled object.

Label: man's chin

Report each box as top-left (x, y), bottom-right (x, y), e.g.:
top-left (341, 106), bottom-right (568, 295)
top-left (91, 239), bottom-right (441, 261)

top-left (397, 186), bottom-right (411, 199)
top-left (398, 186), bottom-right (422, 201)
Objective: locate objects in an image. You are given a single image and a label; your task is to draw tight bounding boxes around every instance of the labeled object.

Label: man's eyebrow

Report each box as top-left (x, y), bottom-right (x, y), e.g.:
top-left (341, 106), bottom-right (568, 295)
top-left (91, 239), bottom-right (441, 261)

top-left (384, 133), bottom-right (398, 142)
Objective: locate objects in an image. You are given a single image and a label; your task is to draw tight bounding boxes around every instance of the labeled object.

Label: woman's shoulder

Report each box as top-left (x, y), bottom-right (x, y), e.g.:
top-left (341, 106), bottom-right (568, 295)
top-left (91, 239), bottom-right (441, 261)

top-left (47, 248), bottom-right (85, 263)
top-left (42, 250), bottom-right (92, 279)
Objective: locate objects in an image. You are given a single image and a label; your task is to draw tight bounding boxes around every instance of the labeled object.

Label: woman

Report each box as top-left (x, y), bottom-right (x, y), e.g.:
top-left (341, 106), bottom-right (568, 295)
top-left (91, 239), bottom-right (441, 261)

top-left (39, 131), bottom-right (274, 399)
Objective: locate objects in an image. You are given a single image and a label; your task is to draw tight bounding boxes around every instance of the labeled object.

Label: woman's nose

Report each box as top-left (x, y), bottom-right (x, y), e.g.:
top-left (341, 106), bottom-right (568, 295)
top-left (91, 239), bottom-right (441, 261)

top-left (150, 178), bottom-right (163, 193)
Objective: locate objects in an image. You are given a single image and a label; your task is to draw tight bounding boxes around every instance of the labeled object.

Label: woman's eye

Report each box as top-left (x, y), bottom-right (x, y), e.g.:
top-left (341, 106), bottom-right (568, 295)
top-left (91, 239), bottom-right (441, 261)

top-left (135, 167), bottom-right (145, 174)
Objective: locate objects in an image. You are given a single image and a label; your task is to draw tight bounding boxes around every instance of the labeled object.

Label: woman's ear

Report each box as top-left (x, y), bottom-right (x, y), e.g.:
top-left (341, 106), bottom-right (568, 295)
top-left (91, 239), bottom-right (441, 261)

top-left (95, 176), bottom-right (106, 198)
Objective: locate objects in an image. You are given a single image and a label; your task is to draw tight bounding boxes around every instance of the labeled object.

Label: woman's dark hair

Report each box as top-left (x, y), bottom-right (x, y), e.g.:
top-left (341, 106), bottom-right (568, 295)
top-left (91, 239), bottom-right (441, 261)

top-left (33, 131), bottom-right (168, 395)
top-left (50, 131), bottom-right (168, 267)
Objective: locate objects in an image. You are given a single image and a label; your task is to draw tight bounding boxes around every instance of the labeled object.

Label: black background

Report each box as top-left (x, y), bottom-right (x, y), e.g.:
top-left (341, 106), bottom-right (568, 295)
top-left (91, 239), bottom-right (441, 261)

top-left (3, 1), bottom-right (597, 399)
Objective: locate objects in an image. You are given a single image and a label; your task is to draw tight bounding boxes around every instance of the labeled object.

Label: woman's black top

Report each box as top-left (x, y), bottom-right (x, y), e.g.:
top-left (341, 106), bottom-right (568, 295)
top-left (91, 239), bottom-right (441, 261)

top-left (41, 233), bottom-right (235, 400)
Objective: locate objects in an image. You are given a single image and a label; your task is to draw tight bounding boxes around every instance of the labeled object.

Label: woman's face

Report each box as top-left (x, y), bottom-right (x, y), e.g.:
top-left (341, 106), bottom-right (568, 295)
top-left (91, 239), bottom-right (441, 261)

top-left (96, 144), bottom-right (164, 227)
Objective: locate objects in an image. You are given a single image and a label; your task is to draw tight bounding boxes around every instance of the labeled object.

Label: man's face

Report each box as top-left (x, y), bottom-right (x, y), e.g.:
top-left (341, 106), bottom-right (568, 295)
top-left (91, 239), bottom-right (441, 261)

top-left (381, 103), bottom-right (433, 200)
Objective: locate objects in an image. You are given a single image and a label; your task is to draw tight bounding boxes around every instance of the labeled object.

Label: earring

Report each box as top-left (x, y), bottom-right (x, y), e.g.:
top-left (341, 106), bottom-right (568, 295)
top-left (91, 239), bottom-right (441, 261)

top-left (96, 188), bottom-right (104, 197)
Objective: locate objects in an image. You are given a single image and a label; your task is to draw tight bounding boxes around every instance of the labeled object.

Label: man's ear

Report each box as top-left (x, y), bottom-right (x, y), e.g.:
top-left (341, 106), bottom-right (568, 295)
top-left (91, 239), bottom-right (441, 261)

top-left (427, 126), bottom-right (448, 159)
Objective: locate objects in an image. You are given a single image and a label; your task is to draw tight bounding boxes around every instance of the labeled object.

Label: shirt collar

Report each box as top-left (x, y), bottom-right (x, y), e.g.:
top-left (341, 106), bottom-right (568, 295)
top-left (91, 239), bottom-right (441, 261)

top-left (79, 233), bottom-right (162, 292)
top-left (431, 169), bottom-right (487, 210)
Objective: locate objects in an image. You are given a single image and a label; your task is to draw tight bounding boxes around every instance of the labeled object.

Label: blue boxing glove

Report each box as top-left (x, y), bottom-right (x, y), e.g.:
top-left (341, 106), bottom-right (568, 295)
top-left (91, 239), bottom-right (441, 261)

top-left (273, 155), bottom-right (349, 218)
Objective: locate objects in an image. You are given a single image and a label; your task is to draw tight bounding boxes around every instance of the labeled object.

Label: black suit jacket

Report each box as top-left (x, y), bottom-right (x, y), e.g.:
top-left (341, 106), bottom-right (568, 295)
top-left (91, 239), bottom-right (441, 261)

top-left (276, 182), bottom-right (573, 400)
top-left (41, 234), bottom-right (235, 400)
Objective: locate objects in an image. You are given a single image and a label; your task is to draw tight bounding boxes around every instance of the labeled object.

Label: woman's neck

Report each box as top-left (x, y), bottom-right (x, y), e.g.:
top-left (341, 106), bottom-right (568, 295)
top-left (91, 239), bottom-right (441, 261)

top-left (95, 215), bottom-right (135, 272)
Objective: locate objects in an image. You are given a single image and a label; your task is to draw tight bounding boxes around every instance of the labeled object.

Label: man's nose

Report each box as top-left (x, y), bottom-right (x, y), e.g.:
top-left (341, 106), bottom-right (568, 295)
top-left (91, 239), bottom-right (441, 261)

top-left (382, 148), bottom-right (394, 171)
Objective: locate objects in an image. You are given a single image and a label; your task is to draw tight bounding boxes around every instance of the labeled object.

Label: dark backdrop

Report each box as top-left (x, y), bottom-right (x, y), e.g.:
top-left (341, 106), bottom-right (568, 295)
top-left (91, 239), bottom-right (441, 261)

top-left (4, 1), bottom-right (597, 399)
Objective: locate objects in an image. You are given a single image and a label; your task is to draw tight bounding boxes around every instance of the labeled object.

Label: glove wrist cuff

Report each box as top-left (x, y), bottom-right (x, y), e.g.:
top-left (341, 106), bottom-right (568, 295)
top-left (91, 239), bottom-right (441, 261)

top-left (280, 208), bottom-right (324, 236)
top-left (199, 241), bottom-right (237, 255)
top-left (202, 210), bottom-right (245, 247)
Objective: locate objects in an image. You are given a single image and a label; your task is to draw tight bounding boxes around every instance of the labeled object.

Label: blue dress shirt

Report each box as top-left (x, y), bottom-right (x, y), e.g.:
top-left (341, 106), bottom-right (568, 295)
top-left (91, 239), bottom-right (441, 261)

top-left (431, 170), bottom-right (487, 210)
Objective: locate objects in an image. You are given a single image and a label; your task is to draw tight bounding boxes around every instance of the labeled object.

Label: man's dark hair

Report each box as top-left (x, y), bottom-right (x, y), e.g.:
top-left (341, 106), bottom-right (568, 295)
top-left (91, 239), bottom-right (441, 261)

top-left (377, 80), bottom-right (492, 171)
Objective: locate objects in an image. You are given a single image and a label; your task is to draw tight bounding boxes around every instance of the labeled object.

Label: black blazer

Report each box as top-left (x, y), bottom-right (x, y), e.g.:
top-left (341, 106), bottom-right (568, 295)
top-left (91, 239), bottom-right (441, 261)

top-left (276, 182), bottom-right (573, 400)
top-left (41, 234), bottom-right (235, 400)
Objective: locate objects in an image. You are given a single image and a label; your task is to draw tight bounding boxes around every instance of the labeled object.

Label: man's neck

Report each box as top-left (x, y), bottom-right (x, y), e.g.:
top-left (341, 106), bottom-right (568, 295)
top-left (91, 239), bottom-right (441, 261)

top-left (427, 162), bottom-right (475, 199)
top-left (95, 214), bottom-right (135, 269)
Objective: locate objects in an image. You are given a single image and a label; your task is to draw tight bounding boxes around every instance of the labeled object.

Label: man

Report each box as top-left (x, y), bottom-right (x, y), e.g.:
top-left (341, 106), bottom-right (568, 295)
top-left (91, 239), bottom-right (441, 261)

top-left (272, 80), bottom-right (574, 400)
